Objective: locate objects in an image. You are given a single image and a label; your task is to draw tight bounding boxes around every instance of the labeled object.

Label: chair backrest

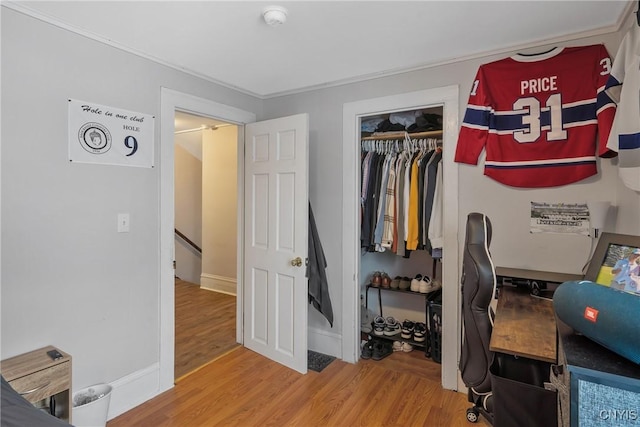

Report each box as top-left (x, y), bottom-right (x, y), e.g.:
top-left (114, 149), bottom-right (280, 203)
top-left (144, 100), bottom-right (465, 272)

top-left (459, 212), bottom-right (497, 394)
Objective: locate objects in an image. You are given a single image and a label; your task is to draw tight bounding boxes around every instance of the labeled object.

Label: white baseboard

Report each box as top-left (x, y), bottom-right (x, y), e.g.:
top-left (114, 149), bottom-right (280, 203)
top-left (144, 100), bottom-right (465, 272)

top-left (106, 363), bottom-right (169, 420)
top-left (201, 273), bottom-right (237, 295)
top-left (308, 326), bottom-right (342, 359)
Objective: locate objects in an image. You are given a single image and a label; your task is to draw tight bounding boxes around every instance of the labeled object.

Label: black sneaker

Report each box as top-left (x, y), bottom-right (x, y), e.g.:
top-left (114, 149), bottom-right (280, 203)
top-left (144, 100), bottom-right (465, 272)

top-left (384, 317), bottom-right (400, 336)
top-left (372, 340), bottom-right (393, 361)
top-left (401, 320), bottom-right (415, 339)
top-left (373, 316), bottom-right (386, 336)
top-left (413, 322), bottom-right (427, 342)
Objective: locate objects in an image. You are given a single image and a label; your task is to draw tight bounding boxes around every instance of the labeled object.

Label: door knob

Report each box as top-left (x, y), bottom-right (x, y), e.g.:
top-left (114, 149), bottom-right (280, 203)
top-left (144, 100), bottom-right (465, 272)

top-left (291, 257), bottom-right (303, 267)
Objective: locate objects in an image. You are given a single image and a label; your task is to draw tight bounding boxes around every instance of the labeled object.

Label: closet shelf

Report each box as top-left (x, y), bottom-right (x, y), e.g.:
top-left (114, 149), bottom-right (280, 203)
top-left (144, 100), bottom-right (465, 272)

top-left (360, 130), bottom-right (443, 141)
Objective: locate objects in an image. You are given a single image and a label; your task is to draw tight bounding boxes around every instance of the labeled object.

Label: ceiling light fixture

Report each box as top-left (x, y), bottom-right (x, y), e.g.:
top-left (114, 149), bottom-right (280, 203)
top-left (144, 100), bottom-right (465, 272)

top-left (263, 5), bottom-right (288, 26)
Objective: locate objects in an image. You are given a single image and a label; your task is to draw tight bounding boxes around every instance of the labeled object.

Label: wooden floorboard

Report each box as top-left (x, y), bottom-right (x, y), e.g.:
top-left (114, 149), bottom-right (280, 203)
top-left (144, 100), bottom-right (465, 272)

top-left (109, 346), bottom-right (491, 427)
top-left (174, 279), bottom-right (238, 380)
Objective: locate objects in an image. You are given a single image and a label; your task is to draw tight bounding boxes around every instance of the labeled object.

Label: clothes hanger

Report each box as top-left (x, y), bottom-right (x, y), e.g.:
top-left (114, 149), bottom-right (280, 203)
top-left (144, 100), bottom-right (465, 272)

top-left (517, 47), bottom-right (557, 57)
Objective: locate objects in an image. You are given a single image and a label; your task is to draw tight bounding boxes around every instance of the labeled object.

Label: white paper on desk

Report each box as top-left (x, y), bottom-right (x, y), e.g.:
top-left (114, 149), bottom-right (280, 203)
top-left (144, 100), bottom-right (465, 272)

top-left (530, 201), bottom-right (589, 235)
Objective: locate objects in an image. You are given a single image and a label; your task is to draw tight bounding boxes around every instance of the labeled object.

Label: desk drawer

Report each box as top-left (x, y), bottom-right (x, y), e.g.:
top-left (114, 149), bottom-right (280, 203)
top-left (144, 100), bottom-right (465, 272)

top-left (9, 361), bottom-right (70, 404)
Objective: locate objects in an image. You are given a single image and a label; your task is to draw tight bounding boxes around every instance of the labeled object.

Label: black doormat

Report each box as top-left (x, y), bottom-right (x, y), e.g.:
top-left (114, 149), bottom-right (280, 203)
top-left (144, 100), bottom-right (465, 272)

top-left (308, 350), bottom-right (336, 372)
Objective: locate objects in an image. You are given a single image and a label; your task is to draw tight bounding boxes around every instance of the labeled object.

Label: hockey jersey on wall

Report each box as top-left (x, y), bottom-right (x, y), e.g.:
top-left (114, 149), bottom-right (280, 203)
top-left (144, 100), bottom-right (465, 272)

top-left (455, 45), bottom-right (617, 188)
top-left (605, 24), bottom-right (640, 192)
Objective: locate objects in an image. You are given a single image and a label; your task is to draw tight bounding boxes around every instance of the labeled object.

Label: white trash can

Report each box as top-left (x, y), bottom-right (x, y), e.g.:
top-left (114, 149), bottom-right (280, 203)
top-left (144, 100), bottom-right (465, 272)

top-left (72, 384), bottom-right (112, 427)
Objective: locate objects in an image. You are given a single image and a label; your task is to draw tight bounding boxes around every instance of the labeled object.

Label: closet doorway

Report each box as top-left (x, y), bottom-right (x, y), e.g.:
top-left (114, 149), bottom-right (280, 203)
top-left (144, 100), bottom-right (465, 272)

top-left (359, 105), bottom-right (445, 371)
top-left (173, 111), bottom-right (239, 380)
top-left (342, 86), bottom-right (461, 390)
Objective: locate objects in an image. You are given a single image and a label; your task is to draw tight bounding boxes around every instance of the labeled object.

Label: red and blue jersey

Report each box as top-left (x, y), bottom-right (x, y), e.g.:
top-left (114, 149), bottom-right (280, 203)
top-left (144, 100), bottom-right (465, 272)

top-left (455, 45), bottom-right (616, 188)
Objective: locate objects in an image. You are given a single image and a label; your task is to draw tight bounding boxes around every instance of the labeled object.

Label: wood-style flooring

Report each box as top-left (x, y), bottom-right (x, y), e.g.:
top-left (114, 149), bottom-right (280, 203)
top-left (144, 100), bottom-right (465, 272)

top-left (109, 344), bottom-right (489, 427)
top-left (174, 279), bottom-right (238, 380)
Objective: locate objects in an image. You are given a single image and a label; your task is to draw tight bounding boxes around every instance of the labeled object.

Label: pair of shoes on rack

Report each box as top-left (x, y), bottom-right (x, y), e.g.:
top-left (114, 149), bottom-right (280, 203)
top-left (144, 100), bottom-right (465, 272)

top-left (371, 271), bottom-right (392, 288)
top-left (373, 316), bottom-right (401, 336)
top-left (401, 319), bottom-right (427, 342)
top-left (411, 274), bottom-right (431, 292)
top-left (392, 341), bottom-right (403, 352)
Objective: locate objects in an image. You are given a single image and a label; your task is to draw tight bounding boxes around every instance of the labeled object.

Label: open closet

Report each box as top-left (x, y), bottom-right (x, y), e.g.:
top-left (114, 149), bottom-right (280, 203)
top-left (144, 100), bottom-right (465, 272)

top-left (343, 85), bottom-right (460, 390)
top-left (359, 105), bottom-right (446, 364)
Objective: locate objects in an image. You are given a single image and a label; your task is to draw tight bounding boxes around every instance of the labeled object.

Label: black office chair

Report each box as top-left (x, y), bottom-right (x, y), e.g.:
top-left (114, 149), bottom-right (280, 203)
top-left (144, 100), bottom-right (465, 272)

top-left (459, 212), bottom-right (497, 424)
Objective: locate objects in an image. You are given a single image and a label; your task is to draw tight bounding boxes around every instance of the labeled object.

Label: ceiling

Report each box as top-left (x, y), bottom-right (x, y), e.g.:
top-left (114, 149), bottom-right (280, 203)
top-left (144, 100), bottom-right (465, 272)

top-left (8, 1), bottom-right (633, 98)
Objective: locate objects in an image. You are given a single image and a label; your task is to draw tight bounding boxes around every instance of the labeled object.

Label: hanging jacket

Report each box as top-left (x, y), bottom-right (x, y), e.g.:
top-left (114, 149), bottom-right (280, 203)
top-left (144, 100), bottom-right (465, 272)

top-left (307, 203), bottom-right (333, 327)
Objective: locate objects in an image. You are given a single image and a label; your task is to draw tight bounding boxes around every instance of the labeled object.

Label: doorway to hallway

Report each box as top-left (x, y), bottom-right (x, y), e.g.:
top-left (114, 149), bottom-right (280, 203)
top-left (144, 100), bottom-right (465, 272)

top-left (173, 111), bottom-right (239, 380)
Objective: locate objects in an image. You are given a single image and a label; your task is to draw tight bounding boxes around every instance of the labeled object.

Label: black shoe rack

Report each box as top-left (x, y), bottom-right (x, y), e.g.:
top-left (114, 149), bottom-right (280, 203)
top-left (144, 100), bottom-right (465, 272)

top-left (365, 284), bottom-right (442, 362)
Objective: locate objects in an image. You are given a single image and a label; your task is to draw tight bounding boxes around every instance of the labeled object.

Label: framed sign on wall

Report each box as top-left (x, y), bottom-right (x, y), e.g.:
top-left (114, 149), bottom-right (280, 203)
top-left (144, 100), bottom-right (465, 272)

top-left (68, 99), bottom-right (155, 168)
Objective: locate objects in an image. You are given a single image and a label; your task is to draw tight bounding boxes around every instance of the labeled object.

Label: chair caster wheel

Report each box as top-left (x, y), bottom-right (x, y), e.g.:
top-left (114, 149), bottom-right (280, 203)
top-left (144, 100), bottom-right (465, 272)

top-left (466, 407), bottom-right (479, 423)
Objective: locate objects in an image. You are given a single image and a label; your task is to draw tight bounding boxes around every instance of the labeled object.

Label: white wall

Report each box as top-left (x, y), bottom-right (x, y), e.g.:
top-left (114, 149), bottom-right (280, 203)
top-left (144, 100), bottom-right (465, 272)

top-left (201, 126), bottom-right (238, 294)
top-left (1, 7), bottom-right (262, 416)
top-left (174, 142), bottom-right (202, 284)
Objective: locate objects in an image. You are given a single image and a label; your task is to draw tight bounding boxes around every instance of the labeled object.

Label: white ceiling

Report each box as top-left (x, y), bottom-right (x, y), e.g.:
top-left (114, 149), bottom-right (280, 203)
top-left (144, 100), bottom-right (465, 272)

top-left (9, 1), bottom-right (633, 98)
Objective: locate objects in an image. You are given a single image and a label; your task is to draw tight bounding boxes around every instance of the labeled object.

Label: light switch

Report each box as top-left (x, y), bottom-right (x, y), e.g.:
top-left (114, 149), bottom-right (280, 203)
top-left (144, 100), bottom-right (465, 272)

top-left (118, 213), bottom-right (130, 233)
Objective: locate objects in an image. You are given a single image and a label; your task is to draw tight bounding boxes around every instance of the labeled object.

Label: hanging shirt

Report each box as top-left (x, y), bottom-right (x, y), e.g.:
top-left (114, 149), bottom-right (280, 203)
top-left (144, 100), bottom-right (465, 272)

top-left (382, 154), bottom-right (397, 249)
top-left (455, 45), bottom-right (616, 188)
top-left (406, 154), bottom-right (422, 250)
top-left (428, 161), bottom-right (444, 251)
top-left (605, 24), bottom-right (640, 191)
top-left (423, 151), bottom-right (442, 250)
top-left (373, 154), bottom-right (392, 250)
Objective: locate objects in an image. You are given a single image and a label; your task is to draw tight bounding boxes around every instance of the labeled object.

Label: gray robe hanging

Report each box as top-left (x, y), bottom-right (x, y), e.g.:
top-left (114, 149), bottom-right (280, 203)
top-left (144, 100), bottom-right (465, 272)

top-left (307, 203), bottom-right (333, 327)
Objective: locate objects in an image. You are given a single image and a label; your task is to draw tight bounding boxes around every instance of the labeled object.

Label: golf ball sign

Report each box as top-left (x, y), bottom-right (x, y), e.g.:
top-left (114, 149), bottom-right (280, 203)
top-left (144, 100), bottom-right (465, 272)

top-left (69, 99), bottom-right (154, 168)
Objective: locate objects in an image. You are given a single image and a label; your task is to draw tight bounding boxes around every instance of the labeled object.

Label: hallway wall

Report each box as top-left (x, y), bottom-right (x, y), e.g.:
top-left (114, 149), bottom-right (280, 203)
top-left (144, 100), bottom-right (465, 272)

top-left (175, 143), bottom-right (203, 284)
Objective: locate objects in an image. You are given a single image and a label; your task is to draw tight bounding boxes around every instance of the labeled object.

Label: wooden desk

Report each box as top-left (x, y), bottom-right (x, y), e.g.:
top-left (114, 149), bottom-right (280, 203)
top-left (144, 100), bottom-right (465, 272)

top-left (490, 287), bottom-right (557, 363)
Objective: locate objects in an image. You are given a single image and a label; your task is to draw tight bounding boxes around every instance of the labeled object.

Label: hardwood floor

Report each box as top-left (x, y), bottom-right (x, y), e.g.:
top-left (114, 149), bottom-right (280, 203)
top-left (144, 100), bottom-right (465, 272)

top-left (174, 279), bottom-right (238, 380)
top-left (109, 345), bottom-right (489, 427)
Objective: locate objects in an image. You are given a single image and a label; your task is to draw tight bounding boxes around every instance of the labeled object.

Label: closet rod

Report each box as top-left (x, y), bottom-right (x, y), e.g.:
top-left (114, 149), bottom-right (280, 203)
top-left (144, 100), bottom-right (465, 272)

top-left (361, 129), bottom-right (443, 141)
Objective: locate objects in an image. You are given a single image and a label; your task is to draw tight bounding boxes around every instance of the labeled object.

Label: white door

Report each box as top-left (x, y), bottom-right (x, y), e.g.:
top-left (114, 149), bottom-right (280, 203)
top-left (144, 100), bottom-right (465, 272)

top-left (243, 113), bottom-right (309, 374)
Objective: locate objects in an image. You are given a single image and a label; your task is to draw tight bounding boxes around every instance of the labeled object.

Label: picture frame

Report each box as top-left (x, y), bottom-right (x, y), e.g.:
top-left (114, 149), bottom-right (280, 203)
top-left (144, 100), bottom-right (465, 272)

top-left (585, 232), bottom-right (640, 295)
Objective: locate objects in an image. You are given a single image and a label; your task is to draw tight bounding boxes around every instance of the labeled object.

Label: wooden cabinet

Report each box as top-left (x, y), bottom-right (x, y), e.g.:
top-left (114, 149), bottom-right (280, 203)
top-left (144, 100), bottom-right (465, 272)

top-left (1, 346), bottom-right (72, 423)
